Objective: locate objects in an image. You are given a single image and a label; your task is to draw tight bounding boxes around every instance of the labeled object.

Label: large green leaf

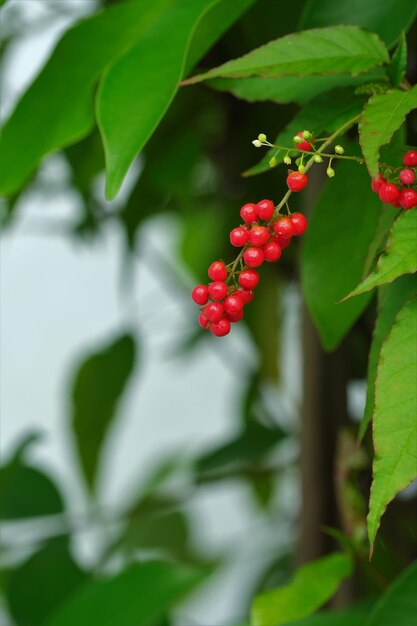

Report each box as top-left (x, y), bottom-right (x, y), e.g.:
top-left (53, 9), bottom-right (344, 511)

top-left (70, 333), bottom-right (136, 490)
top-left (284, 602), bottom-right (372, 626)
top-left (359, 86), bottom-right (417, 177)
top-left (360, 275), bottom-right (417, 440)
top-left (45, 561), bottom-right (207, 626)
top-left (300, 0), bottom-right (417, 48)
top-left (6, 538), bottom-right (88, 626)
top-left (0, 435), bottom-right (63, 519)
top-left (244, 89), bottom-right (364, 177)
top-left (387, 32), bottom-right (408, 88)
top-left (368, 296), bottom-right (417, 549)
top-left (301, 157), bottom-right (382, 351)
top-left (183, 26), bottom-right (388, 84)
top-left (365, 561), bottom-right (417, 626)
top-left (251, 553), bottom-right (353, 626)
top-left (348, 210), bottom-right (417, 298)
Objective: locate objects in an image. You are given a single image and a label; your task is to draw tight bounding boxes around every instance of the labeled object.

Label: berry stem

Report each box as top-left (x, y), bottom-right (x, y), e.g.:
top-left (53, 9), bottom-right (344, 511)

top-left (263, 142), bottom-right (364, 162)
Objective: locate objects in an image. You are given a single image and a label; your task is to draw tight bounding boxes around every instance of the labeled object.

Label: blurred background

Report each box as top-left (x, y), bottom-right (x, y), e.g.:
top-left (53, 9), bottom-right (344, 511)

top-left (1, 2), bottom-right (416, 626)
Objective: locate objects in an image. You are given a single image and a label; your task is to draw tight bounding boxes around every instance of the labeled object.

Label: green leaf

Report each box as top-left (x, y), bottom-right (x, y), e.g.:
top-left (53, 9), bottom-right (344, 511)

top-left (367, 296), bottom-right (417, 550)
top-left (0, 434), bottom-right (64, 519)
top-left (45, 561), bottom-right (208, 626)
top-left (70, 333), bottom-right (136, 490)
top-left (300, 0), bottom-right (417, 48)
top-left (360, 275), bottom-right (417, 440)
top-left (183, 26), bottom-right (389, 84)
top-left (0, 1), bottom-right (177, 196)
top-left (301, 157), bottom-right (383, 351)
top-left (6, 538), bottom-right (88, 626)
top-left (387, 32), bottom-right (408, 87)
top-left (251, 553), bottom-right (353, 626)
top-left (359, 86), bottom-right (417, 177)
top-left (365, 560), bottom-right (417, 626)
top-left (97, 0), bottom-right (254, 199)
top-left (347, 210), bottom-right (417, 298)
top-left (283, 601), bottom-right (372, 625)
top-left (244, 89), bottom-right (364, 177)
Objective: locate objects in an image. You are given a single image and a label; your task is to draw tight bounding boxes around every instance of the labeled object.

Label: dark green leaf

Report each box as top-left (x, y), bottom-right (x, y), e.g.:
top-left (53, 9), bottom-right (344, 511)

top-left (183, 26), bottom-right (388, 84)
top-left (284, 601), bottom-right (372, 625)
top-left (70, 333), bottom-right (136, 490)
top-left (387, 32), bottom-right (408, 87)
top-left (300, 0), bottom-right (417, 48)
top-left (368, 296), bottom-right (417, 549)
top-left (252, 553), bottom-right (353, 626)
top-left (359, 86), bottom-right (417, 177)
top-left (45, 561), bottom-right (208, 626)
top-left (366, 560), bottom-right (417, 625)
top-left (301, 157), bottom-right (382, 351)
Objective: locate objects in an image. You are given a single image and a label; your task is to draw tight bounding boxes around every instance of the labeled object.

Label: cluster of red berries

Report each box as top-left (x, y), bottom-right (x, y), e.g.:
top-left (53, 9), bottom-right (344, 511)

top-left (371, 150), bottom-right (417, 210)
top-left (191, 198), bottom-right (308, 337)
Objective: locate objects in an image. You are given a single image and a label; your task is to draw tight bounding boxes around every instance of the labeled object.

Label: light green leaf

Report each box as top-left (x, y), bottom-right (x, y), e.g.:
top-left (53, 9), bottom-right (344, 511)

top-left (388, 32), bottom-right (408, 87)
top-left (45, 561), bottom-right (207, 626)
top-left (71, 333), bottom-right (136, 490)
top-left (368, 296), bottom-right (417, 549)
top-left (347, 210), bottom-right (417, 298)
top-left (183, 26), bottom-right (389, 84)
top-left (365, 560), bottom-right (417, 626)
top-left (300, 0), bottom-right (417, 49)
top-left (284, 601), bottom-right (372, 626)
top-left (251, 553), bottom-right (352, 626)
top-left (301, 157), bottom-right (382, 351)
top-left (359, 86), bottom-right (417, 177)
top-left (244, 89), bottom-right (364, 177)
top-left (360, 275), bottom-right (417, 440)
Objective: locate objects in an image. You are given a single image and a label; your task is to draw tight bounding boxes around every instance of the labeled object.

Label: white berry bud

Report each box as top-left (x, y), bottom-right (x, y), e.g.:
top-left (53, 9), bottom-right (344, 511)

top-left (326, 167), bottom-right (335, 178)
top-left (313, 154), bottom-right (323, 163)
top-left (283, 155), bottom-right (292, 165)
top-left (252, 139), bottom-right (262, 148)
top-left (302, 130), bottom-right (312, 140)
top-left (258, 133), bottom-right (267, 142)
top-left (335, 145), bottom-right (345, 155)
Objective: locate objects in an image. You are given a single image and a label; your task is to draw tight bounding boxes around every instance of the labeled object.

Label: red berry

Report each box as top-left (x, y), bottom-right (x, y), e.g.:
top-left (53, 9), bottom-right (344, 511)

top-left (294, 131), bottom-right (313, 151)
top-left (198, 313), bottom-right (209, 329)
top-left (248, 226), bottom-right (270, 246)
top-left (238, 269), bottom-right (259, 289)
top-left (274, 217), bottom-right (295, 239)
top-left (208, 261), bottom-right (227, 281)
top-left (225, 309), bottom-right (244, 323)
top-left (192, 284), bottom-right (209, 305)
top-left (403, 150), bottom-right (417, 167)
top-left (287, 171), bottom-right (308, 192)
top-left (262, 241), bottom-right (282, 262)
top-left (240, 203), bottom-right (258, 224)
top-left (399, 189), bottom-right (417, 210)
top-left (224, 294), bottom-right (244, 315)
top-left (204, 301), bottom-right (223, 323)
top-left (236, 288), bottom-right (254, 303)
top-left (230, 227), bottom-right (249, 247)
top-left (271, 234), bottom-right (291, 249)
top-left (243, 246), bottom-right (264, 268)
top-left (371, 174), bottom-right (385, 193)
top-left (290, 213), bottom-right (308, 235)
top-left (256, 199), bottom-right (275, 220)
top-left (210, 317), bottom-right (231, 337)
top-left (379, 183), bottom-right (400, 205)
top-left (399, 169), bottom-right (416, 185)
top-left (208, 281), bottom-right (228, 301)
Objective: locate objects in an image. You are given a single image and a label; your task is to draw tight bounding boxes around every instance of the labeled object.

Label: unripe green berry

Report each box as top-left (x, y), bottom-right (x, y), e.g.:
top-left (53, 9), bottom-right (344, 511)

top-left (335, 145), bottom-right (344, 155)
top-left (252, 139), bottom-right (262, 148)
top-left (313, 154), bottom-right (323, 163)
top-left (258, 133), bottom-right (267, 142)
top-left (302, 130), bottom-right (312, 141)
top-left (326, 167), bottom-right (335, 178)
top-left (283, 155), bottom-right (292, 165)
top-left (269, 156), bottom-right (278, 167)
top-left (298, 164), bottom-right (306, 173)
top-left (293, 135), bottom-right (303, 145)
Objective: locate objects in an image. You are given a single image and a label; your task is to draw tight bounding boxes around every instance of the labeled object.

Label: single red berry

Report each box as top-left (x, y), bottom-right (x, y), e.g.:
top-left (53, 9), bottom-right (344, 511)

top-left (230, 227), bottom-right (249, 247)
top-left (204, 301), bottom-right (223, 323)
top-left (290, 213), bottom-right (308, 235)
top-left (248, 226), bottom-right (270, 246)
top-left (379, 183), bottom-right (400, 205)
top-left (262, 241), bottom-right (282, 262)
top-left (294, 131), bottom-right (313, 151)
top-left (271, 233), bottom-right (291, 249)
top-left (274, 217), bottom-right (295, 239)
top-left (399, 188), bottom-right (417, 210)
top-left (236, 288), bottom-right (254, 303)
top-left (238, 269), bottom-right (260, 289)
top-left (192, 284), bottom-right (209, 305)
top-left (243, 246), bottom-right (264, 268)
top-left (225, 309), bottom-right (244, 323)
top-left (240, 203), bottom-right (258, 224)
top-left (403, 150), bottom-right (417, 167)
top-left (198, 313), bottom-right (209, 329)
top-left (208, 261), bottom-right (227, 281)
top-left (224, 294), bottom-right (244, 315)
top-left (256, 199), bottom-right (275, 220)
top-left (210, 317), bottom-right (231, 337)
top-left (287, 171), bottom-right (308, 192)
top-left (208, 281), bottom-right (228, 301)
top-left (371, 174), bottom-right (385, 193)
top-left (399, 169), bottom-right (416, 185)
